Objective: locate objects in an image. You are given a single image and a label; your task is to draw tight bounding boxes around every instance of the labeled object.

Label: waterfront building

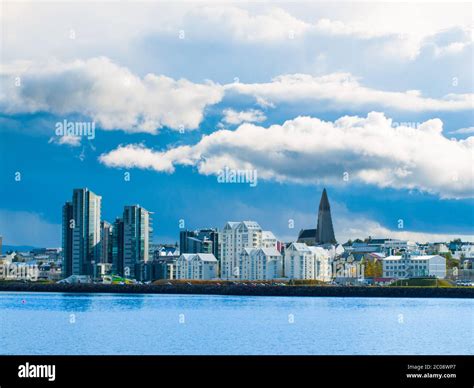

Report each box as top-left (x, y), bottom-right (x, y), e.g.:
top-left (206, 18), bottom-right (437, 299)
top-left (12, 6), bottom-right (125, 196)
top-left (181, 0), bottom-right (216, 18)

top-left (240, 247), bottom-right (282, 280)
top-left (262, 231), bottom-right (278, 248)
top-left (175, 253), bottom-right (218, 280)
top-left (284, 242), bottom-right (332, 281)
top-left (297, 188), bottom-right (337, 246)
top-left (62, 188), bottom-right (102, 277)
top-left (382, 253), bottom-right (446, 279)
top-left (220, 221), bottom-right (277, 279)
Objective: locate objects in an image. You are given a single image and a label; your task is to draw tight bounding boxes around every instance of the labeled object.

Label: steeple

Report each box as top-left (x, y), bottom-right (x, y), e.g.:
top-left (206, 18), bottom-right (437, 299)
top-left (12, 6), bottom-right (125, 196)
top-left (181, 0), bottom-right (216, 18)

top-left (319, 188), bottom-right (330, 211)
top-left (315, 188), bottom-right (336, 244)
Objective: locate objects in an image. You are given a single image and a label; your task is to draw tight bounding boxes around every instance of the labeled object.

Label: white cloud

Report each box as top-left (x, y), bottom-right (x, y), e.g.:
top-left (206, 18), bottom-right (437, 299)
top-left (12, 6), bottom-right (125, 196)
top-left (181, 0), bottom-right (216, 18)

top-left (98, 143), bottom-right (194, 173)
top-left (2, 3), bottom-right (471, 68)
top-left (99, 112), bottom-right (474, 199)
top-left (185, 6), bottom-right (310, 41)
top-left (1, 57), bottom-right (224, 133)
top-left (314, 18), bottom-right (388, 39)
top-left (226, 73), bottom-right (474, 112)
top-left (5, 57), bottom-right (471, 140)
top-left (48, 134), bottom-right (82, 147)
top-left (434, 41), bottom-right (470, 57)
top-left (449, 127), bottom-right (474, 135)
top-left (222, 108), bottom-right (266, 125)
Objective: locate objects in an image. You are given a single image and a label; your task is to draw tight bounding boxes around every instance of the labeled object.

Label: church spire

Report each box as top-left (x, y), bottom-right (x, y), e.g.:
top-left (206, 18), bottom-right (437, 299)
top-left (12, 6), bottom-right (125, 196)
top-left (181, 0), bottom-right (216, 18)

top-left (315, 188), bottom-right (336, 244)
top-left (319, 188), bottom-right (331, 211)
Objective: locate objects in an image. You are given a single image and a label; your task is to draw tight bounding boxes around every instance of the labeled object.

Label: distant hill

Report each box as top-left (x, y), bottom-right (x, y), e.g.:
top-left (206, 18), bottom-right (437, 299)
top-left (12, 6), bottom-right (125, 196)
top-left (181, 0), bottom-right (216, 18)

top-left (1, 245), bottom-right (38, 254)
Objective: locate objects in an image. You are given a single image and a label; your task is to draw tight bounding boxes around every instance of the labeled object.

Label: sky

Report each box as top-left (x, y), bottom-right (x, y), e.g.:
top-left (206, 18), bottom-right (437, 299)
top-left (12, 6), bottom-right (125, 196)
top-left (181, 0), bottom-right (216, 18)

top-left (0, 0), bottom-right (473, 247)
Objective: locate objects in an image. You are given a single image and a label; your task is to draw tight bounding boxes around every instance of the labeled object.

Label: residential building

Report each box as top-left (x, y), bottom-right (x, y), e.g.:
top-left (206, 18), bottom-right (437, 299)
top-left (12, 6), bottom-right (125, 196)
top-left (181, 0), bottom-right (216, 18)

top-left (240, 247), bottom-right (282, 280)
top-left (175, 253), bottom-right (218, 280)
top-left (220, 221), bottom-right (277, 279)
top-left (261, 231), bottom-right (278, 248)
top-left (431, 243), bottom-right (449, 254)
top-left (382, 253), bottom-right (446, 279)
top-left (284, 242), bottom-right (332, 281)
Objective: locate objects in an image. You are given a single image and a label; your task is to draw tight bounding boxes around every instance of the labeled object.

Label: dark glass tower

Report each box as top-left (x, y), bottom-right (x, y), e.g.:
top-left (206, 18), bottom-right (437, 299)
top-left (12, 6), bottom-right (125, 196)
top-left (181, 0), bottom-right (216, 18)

top-left (62, 202), bottom-right (73, 277)
top-left (315, 188), bottom-right (337, 244)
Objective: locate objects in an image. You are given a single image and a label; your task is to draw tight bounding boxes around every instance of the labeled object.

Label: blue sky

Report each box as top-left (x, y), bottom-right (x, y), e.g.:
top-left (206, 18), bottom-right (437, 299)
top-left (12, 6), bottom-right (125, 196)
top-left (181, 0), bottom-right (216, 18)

top-left (0, 1), bottom-right (473, 246)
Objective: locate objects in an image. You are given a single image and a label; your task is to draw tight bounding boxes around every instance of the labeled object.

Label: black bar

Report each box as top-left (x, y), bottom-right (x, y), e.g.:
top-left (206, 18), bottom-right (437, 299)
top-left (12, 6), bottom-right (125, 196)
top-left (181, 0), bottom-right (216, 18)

top-left (0, 356), bottom-right (471, 387)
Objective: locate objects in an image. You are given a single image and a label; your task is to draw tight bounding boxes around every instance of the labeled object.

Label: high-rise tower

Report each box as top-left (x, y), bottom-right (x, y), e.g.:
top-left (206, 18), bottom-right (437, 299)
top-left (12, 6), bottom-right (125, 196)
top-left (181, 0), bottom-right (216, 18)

top-left (62, 188), bottom-right (102, 277)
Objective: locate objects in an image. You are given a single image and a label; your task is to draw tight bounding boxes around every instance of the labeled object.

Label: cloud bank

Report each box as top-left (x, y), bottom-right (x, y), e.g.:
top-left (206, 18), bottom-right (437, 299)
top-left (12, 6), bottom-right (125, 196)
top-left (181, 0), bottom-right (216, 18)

top-left (226, 73), bottom-right (473, 112)
top-left (2, 57), bottom-right (472, 139)
top-left (99, 112), bottom-right (474, 199)
top-left (1, 57), bottom-right (223, 133)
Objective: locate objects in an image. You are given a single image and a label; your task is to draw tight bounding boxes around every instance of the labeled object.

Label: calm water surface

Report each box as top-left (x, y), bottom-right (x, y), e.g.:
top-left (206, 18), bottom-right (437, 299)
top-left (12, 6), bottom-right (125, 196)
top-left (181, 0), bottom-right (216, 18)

top-left (0, 292), bottom-right (472, 355)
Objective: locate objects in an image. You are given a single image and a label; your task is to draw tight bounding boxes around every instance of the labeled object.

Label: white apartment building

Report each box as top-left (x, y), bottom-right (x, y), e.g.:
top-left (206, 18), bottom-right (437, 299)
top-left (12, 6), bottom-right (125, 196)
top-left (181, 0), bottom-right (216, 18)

top-left (175, 253), bottom-right (218, 280)
top-left (382, 254), bottom-right (446, 279)
top-left (262, 231), bottom-right (278, 248)
top-left (240, 247), bottom-right (282, 280)
top-left (284, 243), bottom-right (332, 281)
top-left (221, 221), bottom-right (277, 279)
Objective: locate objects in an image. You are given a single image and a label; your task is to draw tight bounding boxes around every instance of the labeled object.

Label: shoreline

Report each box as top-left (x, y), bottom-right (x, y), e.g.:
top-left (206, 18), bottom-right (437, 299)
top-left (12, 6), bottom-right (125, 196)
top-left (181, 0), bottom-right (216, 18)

top-left (0, 282), bottom-right (473, 298)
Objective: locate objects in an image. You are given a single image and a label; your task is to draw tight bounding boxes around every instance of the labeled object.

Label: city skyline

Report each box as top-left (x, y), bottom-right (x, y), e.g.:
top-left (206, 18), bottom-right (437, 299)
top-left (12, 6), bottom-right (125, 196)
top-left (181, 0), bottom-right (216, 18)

top-left (1, 184), bottom-right (473, 250)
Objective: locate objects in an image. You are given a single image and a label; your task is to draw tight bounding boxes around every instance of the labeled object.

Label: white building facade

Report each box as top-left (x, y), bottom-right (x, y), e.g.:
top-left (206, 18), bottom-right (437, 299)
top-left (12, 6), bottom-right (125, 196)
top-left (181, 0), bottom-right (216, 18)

top-left (175, 253), bottom-right (218, 280)
top-left (382, 254), bottom-right (446, 279)
top-left (240, 247), bottom-right (282, 280)
top-left (220, 221), bottom-right (277, 279)
top-left (261, 231), bottom-right (278, 248)
top-left (284, 243), bottom-right (332, 281)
